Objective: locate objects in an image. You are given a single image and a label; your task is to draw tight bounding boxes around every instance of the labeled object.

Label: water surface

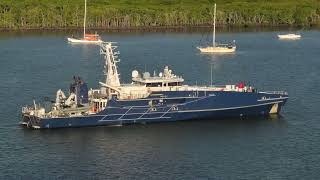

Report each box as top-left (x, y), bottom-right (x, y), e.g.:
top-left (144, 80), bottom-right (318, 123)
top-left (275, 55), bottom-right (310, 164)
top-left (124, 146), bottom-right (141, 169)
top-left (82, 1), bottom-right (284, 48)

top-left (0, 29), bottom-right (320, 179)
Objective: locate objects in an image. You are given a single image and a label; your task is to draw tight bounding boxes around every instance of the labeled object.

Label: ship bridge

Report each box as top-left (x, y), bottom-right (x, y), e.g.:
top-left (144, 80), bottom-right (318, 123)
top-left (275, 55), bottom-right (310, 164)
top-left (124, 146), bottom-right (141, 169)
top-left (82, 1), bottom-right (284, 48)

top-left (131, 66), bottom-right (184, 87)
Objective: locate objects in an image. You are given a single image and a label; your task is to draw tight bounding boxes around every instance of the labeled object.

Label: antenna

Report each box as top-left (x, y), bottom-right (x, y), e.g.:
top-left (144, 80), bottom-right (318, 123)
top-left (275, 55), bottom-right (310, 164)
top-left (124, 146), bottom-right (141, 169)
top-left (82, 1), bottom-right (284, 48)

top-left (213, 3), bottom-right (216, 47)
top-left (83, 0), bottom-right (87, 38)
top-left (33, 99), bottom-right (37, 111)
top-left (210, 63), bottom-right (213, 86)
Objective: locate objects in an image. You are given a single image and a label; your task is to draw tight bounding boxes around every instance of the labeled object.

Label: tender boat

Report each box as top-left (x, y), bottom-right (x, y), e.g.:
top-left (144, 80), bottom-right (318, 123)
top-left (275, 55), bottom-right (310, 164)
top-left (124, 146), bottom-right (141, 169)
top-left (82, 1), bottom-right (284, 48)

top-left (67, 0), bottom-right (102, 44)
top-left (21, 42), bottom-right (288, 129)
top-left (197, 3), bottom-right (236, 53)
top-left (277, 34), bottom-right (301, 40)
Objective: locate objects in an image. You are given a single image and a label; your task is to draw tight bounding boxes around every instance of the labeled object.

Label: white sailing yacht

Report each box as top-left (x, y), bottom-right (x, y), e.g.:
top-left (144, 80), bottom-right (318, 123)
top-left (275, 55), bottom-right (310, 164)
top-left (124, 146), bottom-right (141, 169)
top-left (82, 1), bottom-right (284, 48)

top-left (67, 0), bottom-right (102, 43)
top-left (197, 3), bottom-right (236, 53)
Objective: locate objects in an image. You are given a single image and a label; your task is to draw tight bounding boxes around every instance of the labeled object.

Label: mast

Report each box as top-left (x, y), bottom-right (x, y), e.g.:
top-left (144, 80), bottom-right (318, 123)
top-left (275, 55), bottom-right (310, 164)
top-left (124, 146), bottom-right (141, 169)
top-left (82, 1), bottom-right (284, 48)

top-left (83, 0), bottom-right (87, 38)
top-left (210, 63), bottom-right (213, 86)
top-left (213, 3), bottom-right (216, 47)
top-left (100, 42), bottom-right (121, 87)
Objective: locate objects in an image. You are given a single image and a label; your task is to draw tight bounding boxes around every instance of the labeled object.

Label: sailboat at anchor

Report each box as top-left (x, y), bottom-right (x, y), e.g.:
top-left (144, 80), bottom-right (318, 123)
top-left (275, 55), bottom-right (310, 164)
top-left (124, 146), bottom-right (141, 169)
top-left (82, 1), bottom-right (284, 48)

top-left (67, 0), bottom-right (102, 43)
top-left (197, 3), bottom-right (236, 53)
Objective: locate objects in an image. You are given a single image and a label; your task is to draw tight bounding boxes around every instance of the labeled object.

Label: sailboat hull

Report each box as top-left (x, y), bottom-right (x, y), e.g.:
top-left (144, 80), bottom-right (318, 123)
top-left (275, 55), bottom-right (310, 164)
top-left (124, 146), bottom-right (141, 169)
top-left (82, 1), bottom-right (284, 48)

top-left (197, 46), bottom-right (236, 53)
top-left (67, 38), bottom-right (103, 44)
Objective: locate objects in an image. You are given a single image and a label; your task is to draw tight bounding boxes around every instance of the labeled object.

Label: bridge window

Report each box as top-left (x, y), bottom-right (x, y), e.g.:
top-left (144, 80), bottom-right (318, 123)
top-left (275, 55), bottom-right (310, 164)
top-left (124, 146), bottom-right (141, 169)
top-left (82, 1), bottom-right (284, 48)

top-left (146, 83), bottom-right (162, 87)
top-left (168, 82), bottom-right (177, 86)
top-left (168, 82), bottom-right (182, 86)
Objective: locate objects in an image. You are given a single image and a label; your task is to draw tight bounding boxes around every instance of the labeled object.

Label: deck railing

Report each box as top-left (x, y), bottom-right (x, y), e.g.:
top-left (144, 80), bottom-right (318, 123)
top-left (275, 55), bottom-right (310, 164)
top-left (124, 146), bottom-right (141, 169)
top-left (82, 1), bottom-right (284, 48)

top-left (260, 91), bottom-right (288, 95)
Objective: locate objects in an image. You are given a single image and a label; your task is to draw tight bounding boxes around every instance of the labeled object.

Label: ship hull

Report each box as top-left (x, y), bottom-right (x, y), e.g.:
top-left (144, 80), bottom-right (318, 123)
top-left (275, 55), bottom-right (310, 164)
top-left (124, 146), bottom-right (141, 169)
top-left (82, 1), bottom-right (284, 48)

top-left (67, 38), bottom-right (103, 44)
top-left (22, 91), bottom-right (288, 129)
top-left (197, 46), bottom-right (236, 53)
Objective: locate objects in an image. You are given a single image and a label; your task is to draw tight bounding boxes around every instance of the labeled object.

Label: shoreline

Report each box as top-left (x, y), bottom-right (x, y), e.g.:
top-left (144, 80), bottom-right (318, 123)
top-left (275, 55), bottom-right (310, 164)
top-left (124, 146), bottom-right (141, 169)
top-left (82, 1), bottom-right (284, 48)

top-left (0, 24), bottom-right (317, 33)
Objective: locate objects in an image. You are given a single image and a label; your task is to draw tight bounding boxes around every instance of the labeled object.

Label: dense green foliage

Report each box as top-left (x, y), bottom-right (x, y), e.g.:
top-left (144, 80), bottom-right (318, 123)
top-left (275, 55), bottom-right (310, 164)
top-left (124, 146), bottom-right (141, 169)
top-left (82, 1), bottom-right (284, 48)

top-left (1, 0), bottom-right (320, 29)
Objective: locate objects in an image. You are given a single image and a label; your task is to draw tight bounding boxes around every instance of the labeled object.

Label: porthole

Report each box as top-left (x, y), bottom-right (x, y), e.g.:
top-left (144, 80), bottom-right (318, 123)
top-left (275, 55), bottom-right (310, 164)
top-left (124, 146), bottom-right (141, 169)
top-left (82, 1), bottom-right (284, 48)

top-left (172, 106), bottom-right (178, 111)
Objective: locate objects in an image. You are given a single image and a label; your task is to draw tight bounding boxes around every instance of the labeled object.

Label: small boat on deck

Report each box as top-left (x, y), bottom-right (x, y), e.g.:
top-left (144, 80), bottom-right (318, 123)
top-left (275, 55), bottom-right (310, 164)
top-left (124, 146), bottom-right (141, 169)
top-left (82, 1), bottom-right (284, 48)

top-left (67, 0), bottom-right (102, 44)
top-left (277, 33), bottom-right (301, 40)
top-left (197, 3), bottom-right (236, 53)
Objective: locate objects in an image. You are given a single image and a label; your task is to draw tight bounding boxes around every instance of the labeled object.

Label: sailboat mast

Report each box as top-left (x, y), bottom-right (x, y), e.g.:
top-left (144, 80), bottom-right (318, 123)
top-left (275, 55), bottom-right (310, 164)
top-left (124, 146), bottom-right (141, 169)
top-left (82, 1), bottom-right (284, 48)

top-left (83, 0), bottom-right (87, 38)
top-left (213, 3), bottom-right (216, 47)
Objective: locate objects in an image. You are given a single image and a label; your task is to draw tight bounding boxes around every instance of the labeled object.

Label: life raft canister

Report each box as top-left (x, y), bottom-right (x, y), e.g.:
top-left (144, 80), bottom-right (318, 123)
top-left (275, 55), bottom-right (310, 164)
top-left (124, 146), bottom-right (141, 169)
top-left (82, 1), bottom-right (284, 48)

top-left (91, 106), bottom-right (96, 112)
top-left (238, 82), bottom-right (245, 88)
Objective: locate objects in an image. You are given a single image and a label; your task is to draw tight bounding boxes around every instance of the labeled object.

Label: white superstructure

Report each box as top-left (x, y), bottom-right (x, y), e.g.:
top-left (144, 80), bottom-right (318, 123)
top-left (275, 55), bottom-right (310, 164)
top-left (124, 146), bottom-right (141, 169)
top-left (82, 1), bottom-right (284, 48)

top-left (96, 42), bottom-right (252, 101)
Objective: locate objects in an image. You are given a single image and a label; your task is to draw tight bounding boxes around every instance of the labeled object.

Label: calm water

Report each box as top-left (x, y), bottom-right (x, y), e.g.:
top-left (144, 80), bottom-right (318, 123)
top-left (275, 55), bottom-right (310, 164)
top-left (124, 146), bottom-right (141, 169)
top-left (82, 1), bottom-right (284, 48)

top-left (0, 29), bottom-right (320, 179)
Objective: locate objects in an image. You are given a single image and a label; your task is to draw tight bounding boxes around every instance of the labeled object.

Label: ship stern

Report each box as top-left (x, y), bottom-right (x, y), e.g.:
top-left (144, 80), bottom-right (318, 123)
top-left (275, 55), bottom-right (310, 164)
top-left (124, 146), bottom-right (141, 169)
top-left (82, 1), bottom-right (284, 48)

top-left (21, 114), bottom-right (42, 129)
top-left (21, 106), bottom-right (45, 129)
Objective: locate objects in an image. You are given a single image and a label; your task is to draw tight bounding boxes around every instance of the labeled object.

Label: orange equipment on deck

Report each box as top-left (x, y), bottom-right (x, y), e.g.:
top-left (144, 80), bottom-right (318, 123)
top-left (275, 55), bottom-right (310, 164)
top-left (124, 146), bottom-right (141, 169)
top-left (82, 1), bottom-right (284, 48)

top-left (84, 34), bottom-right (100, 41)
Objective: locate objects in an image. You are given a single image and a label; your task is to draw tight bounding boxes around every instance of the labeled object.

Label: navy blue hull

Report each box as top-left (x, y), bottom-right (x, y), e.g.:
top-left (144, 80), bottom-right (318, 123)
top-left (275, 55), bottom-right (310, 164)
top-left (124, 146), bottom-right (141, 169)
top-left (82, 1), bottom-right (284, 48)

top-left (22, 91), bottom-right (288, 129)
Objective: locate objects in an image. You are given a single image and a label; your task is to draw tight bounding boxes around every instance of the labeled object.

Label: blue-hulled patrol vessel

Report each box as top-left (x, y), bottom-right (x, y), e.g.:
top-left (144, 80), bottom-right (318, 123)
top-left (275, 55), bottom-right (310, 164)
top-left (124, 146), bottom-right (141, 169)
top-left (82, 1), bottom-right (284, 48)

top-left (21, 42), bottom-right (288, 129)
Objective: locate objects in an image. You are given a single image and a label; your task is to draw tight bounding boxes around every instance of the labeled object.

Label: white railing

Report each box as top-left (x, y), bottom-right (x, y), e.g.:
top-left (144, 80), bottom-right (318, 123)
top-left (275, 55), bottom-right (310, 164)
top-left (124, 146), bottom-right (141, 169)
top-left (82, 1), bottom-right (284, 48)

top-left (260, 91), bottom-right (288, 95)
top-left (22, 106), bottom-right (33, 114)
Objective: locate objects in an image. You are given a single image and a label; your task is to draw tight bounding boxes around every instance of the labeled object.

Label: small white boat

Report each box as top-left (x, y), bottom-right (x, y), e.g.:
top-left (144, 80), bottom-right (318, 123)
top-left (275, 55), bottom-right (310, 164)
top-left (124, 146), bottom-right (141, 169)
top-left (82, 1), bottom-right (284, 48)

top-left (67, 0), bottom-right (103, 44)
top-left (278, 34), bottom-right (301, 40)
top-left (197, 3), bottom-right (236, 53)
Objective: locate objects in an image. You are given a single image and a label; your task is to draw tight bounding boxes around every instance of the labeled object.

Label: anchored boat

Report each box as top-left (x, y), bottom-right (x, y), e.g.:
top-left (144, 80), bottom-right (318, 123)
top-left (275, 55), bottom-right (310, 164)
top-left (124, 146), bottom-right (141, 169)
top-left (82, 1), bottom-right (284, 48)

top-left (278, 33), bottom-right (301, 40)
top-left (21, 42), bottom-right (288, 129)
top-left (67, 0), bottom-right (102, 43)
top-left (197, 3), bottom-right (236, 53)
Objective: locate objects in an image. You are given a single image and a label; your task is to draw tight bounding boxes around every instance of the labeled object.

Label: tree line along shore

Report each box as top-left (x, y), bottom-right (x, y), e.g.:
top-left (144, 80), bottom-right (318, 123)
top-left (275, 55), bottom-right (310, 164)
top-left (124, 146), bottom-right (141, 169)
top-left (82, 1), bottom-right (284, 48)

top-left (0, 0), bottom-right (319, 30)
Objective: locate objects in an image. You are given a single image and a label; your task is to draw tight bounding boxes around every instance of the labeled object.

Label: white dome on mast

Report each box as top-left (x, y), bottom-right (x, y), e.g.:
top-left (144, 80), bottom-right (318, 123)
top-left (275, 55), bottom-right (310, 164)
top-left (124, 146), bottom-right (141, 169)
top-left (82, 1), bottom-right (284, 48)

top-left (132, 70), bottom-right (139, 78)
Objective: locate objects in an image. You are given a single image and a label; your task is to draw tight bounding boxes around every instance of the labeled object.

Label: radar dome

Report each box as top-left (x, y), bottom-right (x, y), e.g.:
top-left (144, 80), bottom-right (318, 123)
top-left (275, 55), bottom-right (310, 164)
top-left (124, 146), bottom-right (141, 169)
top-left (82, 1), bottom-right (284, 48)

top-left (132, 70), bottom-right (139, 78)
top-left (143, 72), bottom-right (150, 79)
